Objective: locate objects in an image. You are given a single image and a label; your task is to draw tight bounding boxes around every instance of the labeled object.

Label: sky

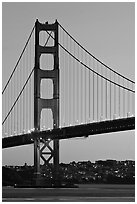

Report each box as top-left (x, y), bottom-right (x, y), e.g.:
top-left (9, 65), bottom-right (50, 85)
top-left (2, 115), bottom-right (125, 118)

top-left (2, 2), bottom-right (135, 165)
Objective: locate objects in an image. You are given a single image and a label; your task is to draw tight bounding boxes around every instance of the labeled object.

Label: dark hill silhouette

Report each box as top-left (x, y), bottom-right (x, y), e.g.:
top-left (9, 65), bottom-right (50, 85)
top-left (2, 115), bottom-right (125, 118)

top-left (2, 167), bottom-right (23, 186)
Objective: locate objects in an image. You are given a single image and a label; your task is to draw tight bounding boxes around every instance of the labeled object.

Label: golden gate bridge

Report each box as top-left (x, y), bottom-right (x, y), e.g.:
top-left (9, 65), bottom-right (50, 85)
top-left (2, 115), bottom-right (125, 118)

top-left (2, 19), bottom-right (135, 186)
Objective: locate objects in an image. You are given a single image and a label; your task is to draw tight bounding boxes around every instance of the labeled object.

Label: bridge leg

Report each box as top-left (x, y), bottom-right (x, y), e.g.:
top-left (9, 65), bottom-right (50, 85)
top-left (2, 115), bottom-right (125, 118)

top-left (53, 139), bottom-right (60, 186)
top-left (33, 138), bottom-right (41, 185)
top-left (33, 19), bottom-right (60, 187)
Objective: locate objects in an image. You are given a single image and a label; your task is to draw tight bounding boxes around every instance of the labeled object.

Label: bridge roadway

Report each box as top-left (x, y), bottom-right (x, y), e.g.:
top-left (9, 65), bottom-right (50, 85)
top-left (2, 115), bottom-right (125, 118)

top-left (2, 117), bottom-right (135, 148)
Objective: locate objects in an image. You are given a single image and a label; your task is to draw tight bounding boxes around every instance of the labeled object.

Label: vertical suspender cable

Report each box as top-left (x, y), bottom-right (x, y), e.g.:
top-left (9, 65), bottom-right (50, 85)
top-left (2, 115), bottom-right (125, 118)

top-left (23, 54), bottom-right (25, 132)
top-left (25, 50), bottom-right (27, 132)
top-left (14, 72), bottom-right (16, 134)
top-left (32, 33), bottom-right (34, 130)
top-left (83, 51), bottom-right (85, 123)
top-left (15, 71), bottom-right (17, 135)
top-left (4, 90), bottom-right (6, 135)
top-left (65, 34), bottom-right (67, 126)
top-left (6, 91), bottom-right (8, 135)
top-left (63, 29), bottom-right (65, 126)
top-left (20, 60), bottom-right (22, 133)
top-left (3, 91), bottom-right (5, 135)
top-left (118, 75), bottom-right (120, 118)
top-left (21, 60), bottom-right (23, 133)
top-left (15, 72), bottom-right (17, 134)
top-left (8, 87), bottom-right (10, 135)
top-left (97, 62), bottom-right (99, 121)
top-left (84, 52), bottom-right (87, 123)
top-left (7, 88), bottom-right (9, 135)
top-left (28, 43), bottom-right (30, 130)
top-left (110, 70), bottom-right (111, 120)
top-left (127, 80), bottom-right (130, 116)
top-left (7, 89), bottom-right (9, 135)
top-left (132, 83), bottom-right (134, 116)
top-left (16, 62), bottom-right (18, 135)
top-left (62, 29), bottom-right (64, 126)
top-left (105, 67), bottom-right (107, 119)
top-left (69, 37), bottom-right (72, 125)
top-left (18, 63), bottom-right (21, 134)
top-left (26, 46), bottom-right (28, 132)
top-left (114, 72), bottom-right (116, 118)
top-left (73, 41), bottom-right (75, 124)
top-left (77, 44), bottom-right (79, 123)
top-left (29, 36), bottom-right (32, 130)
top-left (81, 49), bottom-right (83, 123)
top-left (65, 32), bottom-right (67, 126)
top-left (89, 55), bottom-right (91, 122)
top-left (93, 57), bottom-right (95, 121)
top-left (26, 49), bottom-right (28, 131)
top-left (60, 28), bottom-right (62, 127)
top-left (8, 88), bottom-right (10, 135)
top-left (64, 32), bottom-right (66, 126)
top-left (123, 78), bottom-right (125, 117)
top-left (11, 81), bottom-right (12, 135)
top-left (101, 64), bottom-right (103, 119)
top-left (3, 94), bottom-right (4, 135)
top-left (10, 82), bottom-right (12, 135)
top-left (67, 35), bottom-right (69, 125)
top-left (3, 90), bottom-right (4, 135)
top-left (80, 48), bottom-right (82, 123)
top-left (13, 70), bottom-right (15, 134)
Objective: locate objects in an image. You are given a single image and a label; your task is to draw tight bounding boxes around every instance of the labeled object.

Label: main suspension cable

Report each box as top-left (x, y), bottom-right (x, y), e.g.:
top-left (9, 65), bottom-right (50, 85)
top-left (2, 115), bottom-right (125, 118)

top-left (2, 25), bottom-right (35, 94)
top-left (58, 22), bottom-right (135, 84)
top-left (59, 42), bottom-right (134, 93)
top-left (45, 27), bottom-right (135, 93)
top-left (2, 68), bottom-right (34, 125)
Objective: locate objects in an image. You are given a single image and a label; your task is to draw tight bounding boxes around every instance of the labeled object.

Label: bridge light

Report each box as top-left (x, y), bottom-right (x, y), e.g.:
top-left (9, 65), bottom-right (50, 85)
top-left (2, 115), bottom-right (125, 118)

top-left (27, 130), bottom-right (31, 134)
top-left (4, 133), bottom-right (7, 137)
top-left (127, 112), bottom-right (131, 118)
top-left (31, 128), bottom-right (35, 132)
top-left (113, 114), bottom-right (117, 120)
top-left (100, 115), bottom-right (103, 121)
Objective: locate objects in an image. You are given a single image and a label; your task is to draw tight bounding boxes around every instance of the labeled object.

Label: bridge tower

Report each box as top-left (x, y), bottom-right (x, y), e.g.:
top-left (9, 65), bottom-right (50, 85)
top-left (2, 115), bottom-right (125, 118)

top-left (34, 19), bottom-right (59, 186)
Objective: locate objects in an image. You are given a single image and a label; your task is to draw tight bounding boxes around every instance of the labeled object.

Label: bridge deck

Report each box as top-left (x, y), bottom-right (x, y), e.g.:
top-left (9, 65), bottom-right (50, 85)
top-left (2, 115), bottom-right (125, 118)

top-left (2, 117), bottom-right (135, 149)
